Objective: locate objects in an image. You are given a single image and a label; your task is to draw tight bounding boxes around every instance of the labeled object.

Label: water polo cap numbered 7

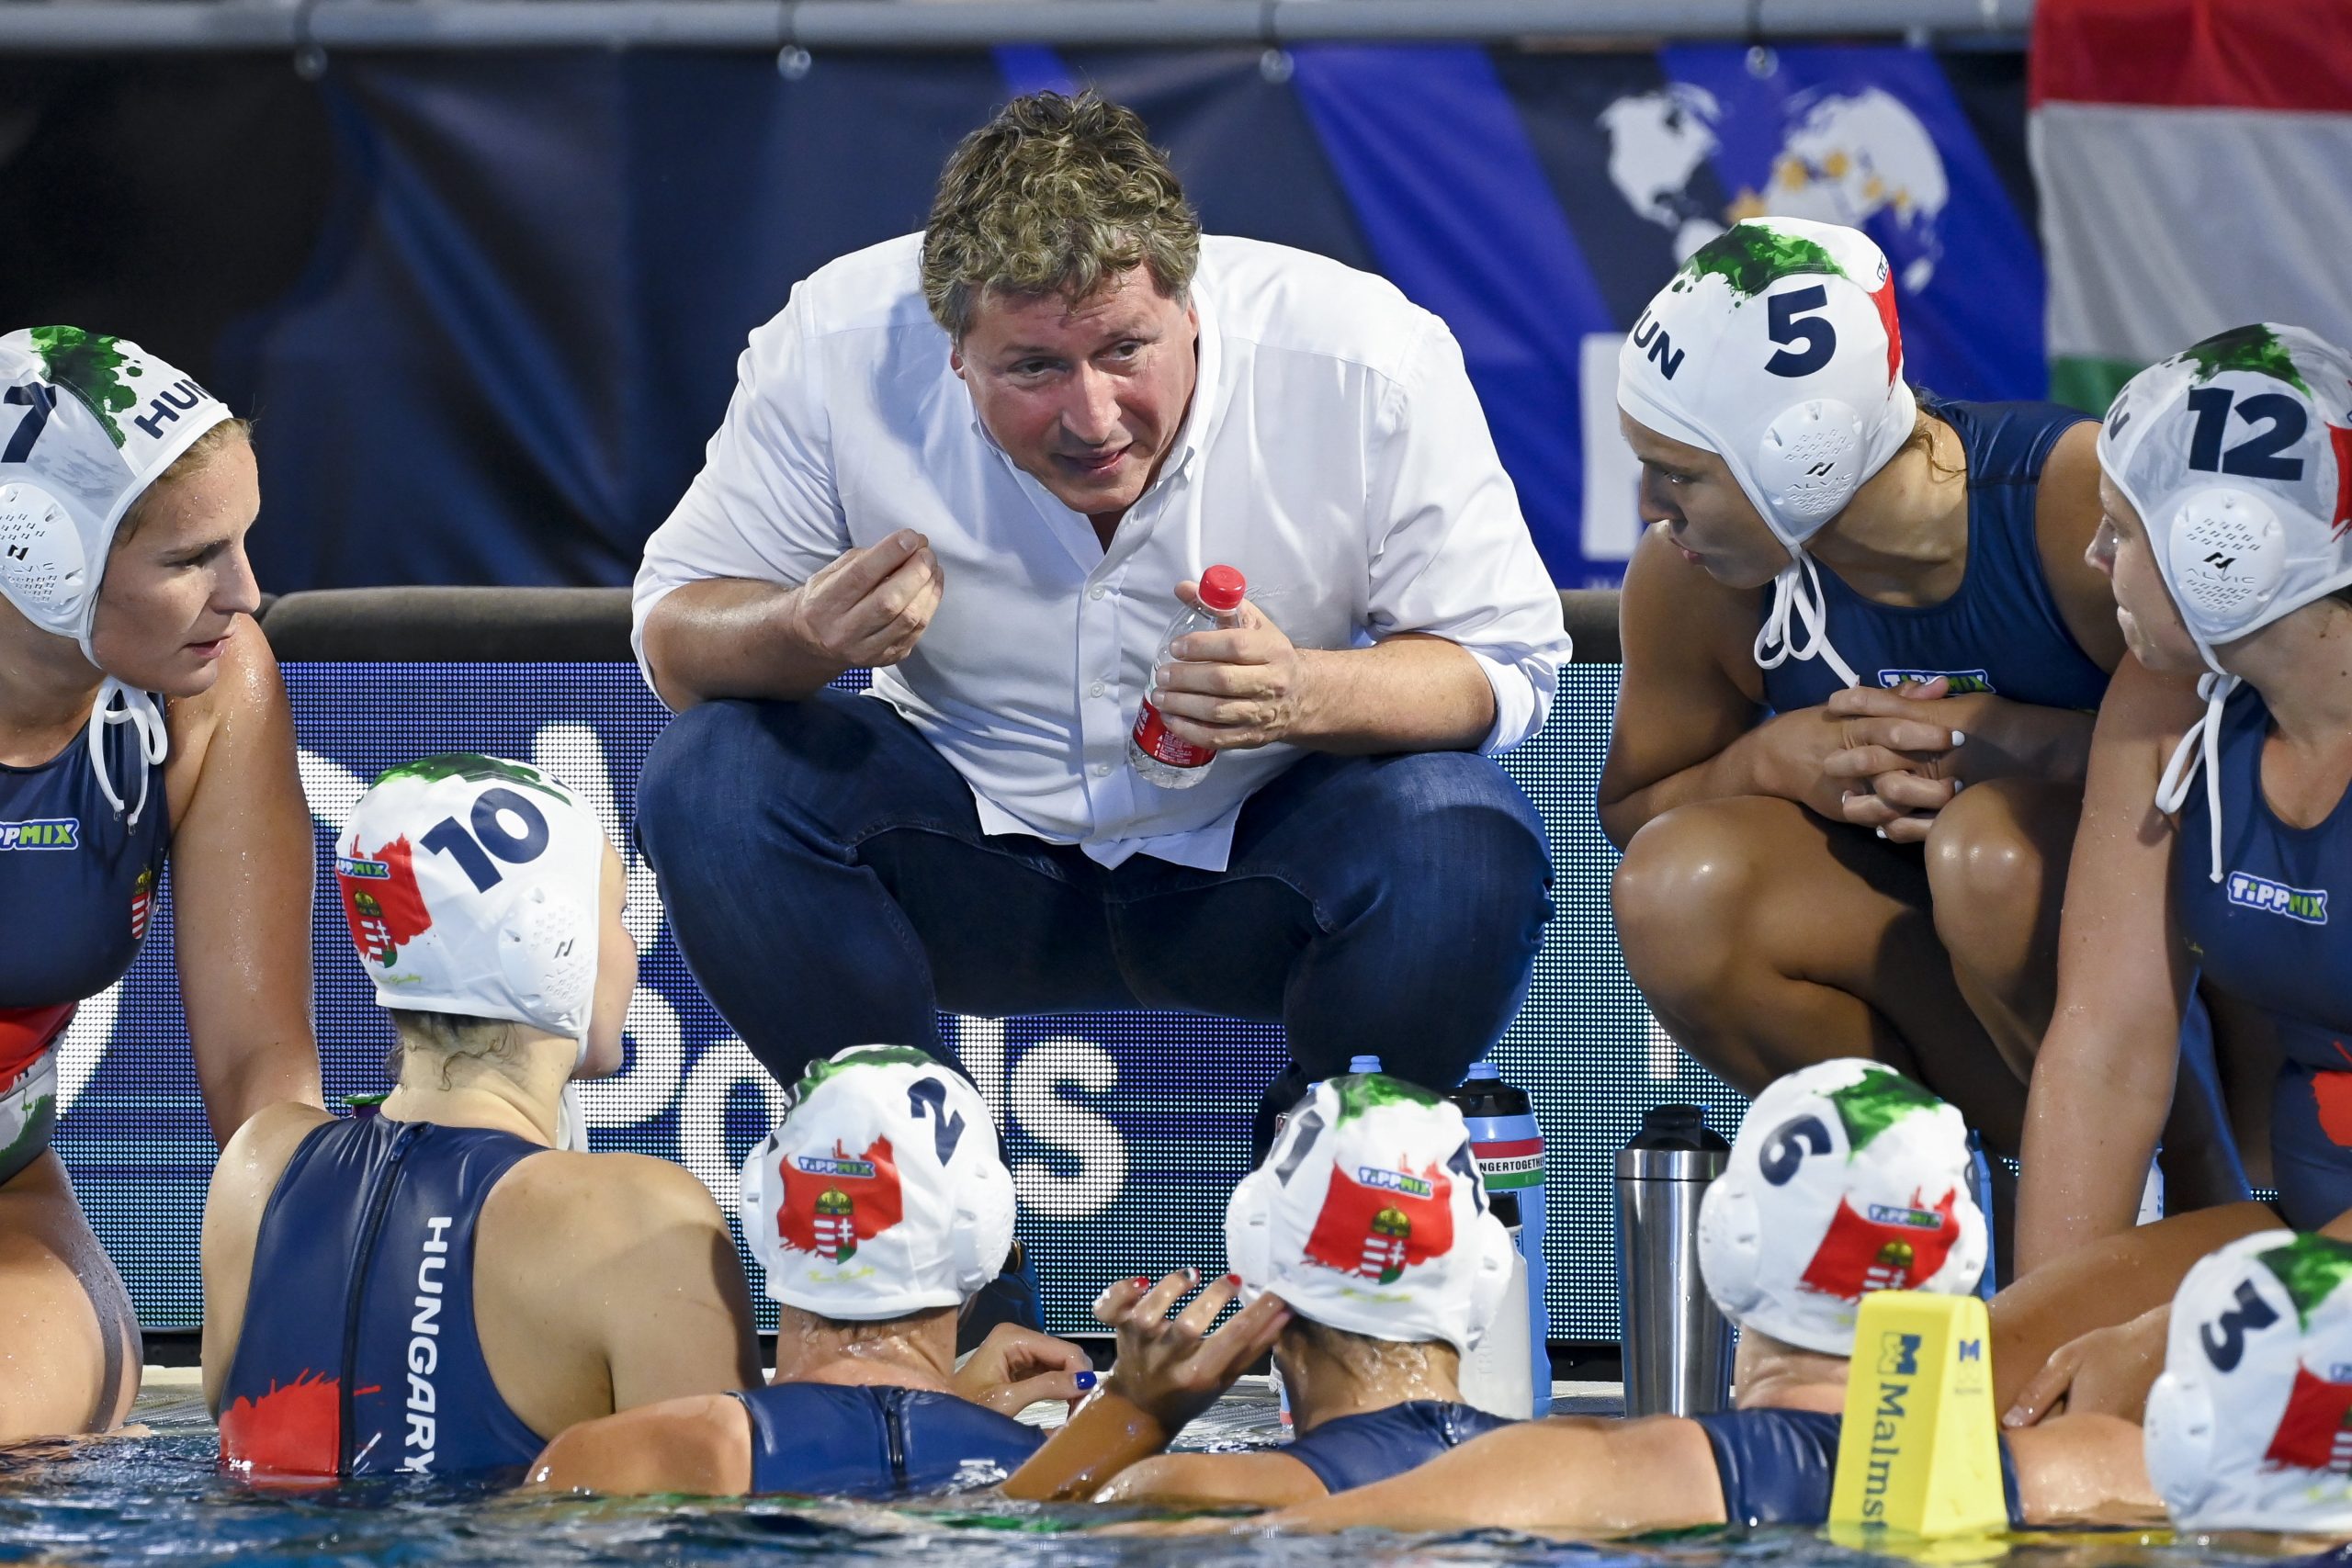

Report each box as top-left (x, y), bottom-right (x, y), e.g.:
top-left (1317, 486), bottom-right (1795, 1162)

top-left (739, 1046), bottom-right (1014, 1321)
top-left (1226, 1073), bottom-right (1515, 1356)
top-left (0, 327), bottom-right (235, 824)
top-left (334, 754), bottom-right (608, 1048)
top-left (0, 326), bottom-right (232, 655)
top-left (1698, 1058), bottom-right (1985, 1355)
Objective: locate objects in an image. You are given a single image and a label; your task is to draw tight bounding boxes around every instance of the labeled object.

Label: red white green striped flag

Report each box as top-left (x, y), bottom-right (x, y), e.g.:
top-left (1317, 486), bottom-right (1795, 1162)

top-left (2031, 0), bottom-right (2352, 412)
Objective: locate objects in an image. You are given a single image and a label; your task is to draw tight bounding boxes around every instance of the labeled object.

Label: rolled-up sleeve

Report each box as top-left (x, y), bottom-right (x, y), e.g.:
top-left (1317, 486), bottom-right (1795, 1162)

top-left (630, 295), bottom-right (852, 693)
top-left (1362, 318), bottom-right (1571, 753)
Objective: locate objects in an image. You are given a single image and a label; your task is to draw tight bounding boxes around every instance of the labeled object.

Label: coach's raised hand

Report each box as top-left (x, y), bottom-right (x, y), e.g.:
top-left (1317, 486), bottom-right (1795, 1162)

top-left (786, 530), bottom-right (944, 673)
top-left (641, 530), bottom-right (943, 708)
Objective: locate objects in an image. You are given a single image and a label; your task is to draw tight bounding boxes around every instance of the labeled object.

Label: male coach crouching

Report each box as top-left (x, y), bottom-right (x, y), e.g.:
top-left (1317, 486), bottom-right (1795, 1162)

top-left (631, 91), bottom-right (1568, 1125)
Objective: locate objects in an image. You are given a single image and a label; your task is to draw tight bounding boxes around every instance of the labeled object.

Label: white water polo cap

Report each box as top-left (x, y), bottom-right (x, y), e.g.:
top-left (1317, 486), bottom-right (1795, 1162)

top-left (0, 327), bottom-right (232, 825)
top-left (1226, 1074), bottom-right (1514, 1356)
top-left (740, 1046), bottom-right (1014, 1321)
top-left (1698, 1059), bottom-right (1985, 1355)
top-left (2098, 323), bottom-right (2352, 881)
top-left (2146, 1230), bottom-right (2352, 1533)
top-left (0, 326), bottom-right (231, 653)
top-left (1617, 219), bottom-right (1916, 688)
top-left (334, 754), bottom-right (608, 1046)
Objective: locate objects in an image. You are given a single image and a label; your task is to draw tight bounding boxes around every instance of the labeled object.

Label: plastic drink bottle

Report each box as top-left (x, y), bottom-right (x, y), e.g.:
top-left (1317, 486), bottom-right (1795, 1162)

top-left (1456, 1189), bottom-right (1535, 1417)
top-left (1130, 565), bottom-right (1247, 789)
top-left (1452, 1059), bottom-right (1551, 1416)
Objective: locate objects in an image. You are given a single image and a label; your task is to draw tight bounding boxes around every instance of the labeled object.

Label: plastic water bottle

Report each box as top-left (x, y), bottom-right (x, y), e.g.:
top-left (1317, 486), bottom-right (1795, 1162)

top-left (1457, 1189), bottom-right (1535, 1418)
top-left (1452, 1059), bottom-right (1551, 1416)
top-left (1615, 1105), bottom-right (1733, 1417)
top-left (1129, 565), bottom-right (1247, 789)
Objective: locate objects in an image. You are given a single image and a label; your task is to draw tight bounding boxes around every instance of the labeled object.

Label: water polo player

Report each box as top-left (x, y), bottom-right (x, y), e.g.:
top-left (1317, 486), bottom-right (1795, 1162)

top-left (1005, 1072), bottom-right (1517, 1506)
top-left (1227, 1061), bottom-right (2158, 1536)
top-left (2004, 325), bottom-right (2352, 1422)
top-left (0, 328), bottom-right (319, 1440)
top-left (202, 753), bottom-right (760, 1478)
top-left (1599, 219), bottom-right (2184, 1174)
top-left (527, 1047), bottom-right (1093, 1497)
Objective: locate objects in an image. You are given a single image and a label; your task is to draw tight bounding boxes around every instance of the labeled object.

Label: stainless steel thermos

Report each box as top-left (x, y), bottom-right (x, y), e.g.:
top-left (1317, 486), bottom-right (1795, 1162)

top-left (1614, 1104), bottom-right (1734, 1417)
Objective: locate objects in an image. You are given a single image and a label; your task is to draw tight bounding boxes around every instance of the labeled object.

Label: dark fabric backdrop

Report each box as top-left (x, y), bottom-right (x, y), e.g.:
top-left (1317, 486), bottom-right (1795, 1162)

top-left (0, 44), bottom-right (2037, 592)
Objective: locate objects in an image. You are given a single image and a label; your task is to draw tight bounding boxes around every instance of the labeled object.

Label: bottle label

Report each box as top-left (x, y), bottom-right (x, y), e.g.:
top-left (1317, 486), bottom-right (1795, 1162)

top-left (1472, 1136), bottom-right (1544, 1190)
top-left (1132, 700), bottom-right (1213, 768)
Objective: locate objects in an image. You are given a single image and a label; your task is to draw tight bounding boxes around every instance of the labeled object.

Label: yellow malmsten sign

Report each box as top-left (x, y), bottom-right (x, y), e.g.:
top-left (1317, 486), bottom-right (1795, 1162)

top-left (1826, 1292), bottom-right (2010, 1539)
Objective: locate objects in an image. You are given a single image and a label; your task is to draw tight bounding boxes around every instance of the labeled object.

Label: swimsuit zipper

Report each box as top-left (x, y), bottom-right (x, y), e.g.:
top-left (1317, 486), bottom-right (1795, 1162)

top-left (339, 1122), bottom-right (422, 1474)
top-left (885, 1391), bottom-right (909, 1491)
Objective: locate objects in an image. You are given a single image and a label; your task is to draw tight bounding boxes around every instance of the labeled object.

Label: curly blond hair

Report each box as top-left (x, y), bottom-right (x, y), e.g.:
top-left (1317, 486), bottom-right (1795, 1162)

top-left (922, 90), bottom-right (1201, 340)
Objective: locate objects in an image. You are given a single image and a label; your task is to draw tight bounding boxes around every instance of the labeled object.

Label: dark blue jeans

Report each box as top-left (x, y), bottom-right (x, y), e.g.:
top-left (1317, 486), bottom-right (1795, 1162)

top-left (637, 690), bottom-right (1553, 1113)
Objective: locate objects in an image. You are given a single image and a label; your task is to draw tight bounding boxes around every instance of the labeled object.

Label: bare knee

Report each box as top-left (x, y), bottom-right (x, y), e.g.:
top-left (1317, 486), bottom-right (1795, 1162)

top-left (1925, 781), bottom-right (2061, 960)
top-left (1612, 803), bottom-right (1769, 1006)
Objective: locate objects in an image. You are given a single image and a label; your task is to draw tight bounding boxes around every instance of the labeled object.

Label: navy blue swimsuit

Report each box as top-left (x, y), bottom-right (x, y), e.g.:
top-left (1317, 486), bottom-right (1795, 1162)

top-left (1283, 1400), bottom-right (1516, 1494)
top-left (1694, 1408), bottom-right (2024, 1529)
top-left (2174, 685), bottom-right (2352, 1228)
top-left (0, 705), bottom-right (169, 1182)
top-left (732, 1382), bottom-right (1044, 1496)
top-left (1759, 399), bottom-right (2107, 715)
top-left (218, 1116), bottom-right (548, 1478)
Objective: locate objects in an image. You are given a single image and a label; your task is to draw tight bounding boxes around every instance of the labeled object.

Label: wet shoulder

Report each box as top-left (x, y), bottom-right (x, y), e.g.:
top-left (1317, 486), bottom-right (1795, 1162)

top-left (163, 615), bottom-right (284, 822)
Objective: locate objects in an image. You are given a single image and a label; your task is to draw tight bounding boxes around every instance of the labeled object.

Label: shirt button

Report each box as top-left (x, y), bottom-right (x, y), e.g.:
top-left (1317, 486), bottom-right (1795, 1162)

top-left (1088, 585), bottom-right (1106, 601)
top-left (1090, 681), bottom-right (1106, 698)
top-left (1091, 762), bottom-right (1112, 777)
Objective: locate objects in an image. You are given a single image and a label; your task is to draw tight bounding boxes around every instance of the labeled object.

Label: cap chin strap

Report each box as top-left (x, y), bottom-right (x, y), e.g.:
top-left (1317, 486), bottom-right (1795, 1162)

top-left (87, 678), bottom-right (166, 827)
top-left (2156, 665), bottom-right (2236, 884)
top-left (1753, 552), bottom-right (1861, 690)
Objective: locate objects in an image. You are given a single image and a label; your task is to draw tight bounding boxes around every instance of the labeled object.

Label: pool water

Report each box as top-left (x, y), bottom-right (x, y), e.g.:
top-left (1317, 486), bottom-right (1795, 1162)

top-left (0, 1376), bottom-right (2323, 1568)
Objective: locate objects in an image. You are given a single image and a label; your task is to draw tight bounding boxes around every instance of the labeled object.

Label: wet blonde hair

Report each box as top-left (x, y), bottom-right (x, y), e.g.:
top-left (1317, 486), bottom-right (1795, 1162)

top-left (921, 90), bottom-right (1200, 341)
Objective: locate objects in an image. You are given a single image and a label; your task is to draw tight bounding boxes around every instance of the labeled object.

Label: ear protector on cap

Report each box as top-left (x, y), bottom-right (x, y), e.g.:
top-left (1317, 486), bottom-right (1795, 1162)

top-left (1616, 219), bottom-right (1916, 691)
top-left (2145, 1230), bottom-right (2352, 1534)
top-left (1698, 1058), bottom-right (1984, 1356)
top-left (334, 753), bottom-right (609, 1054)
top-left (1226, 1074), bottom-right (1515, 1357)
top-left (2098, 323), bottom-right (2352, 881)
top-left (741, 1046), bottom-right (1014, 1322)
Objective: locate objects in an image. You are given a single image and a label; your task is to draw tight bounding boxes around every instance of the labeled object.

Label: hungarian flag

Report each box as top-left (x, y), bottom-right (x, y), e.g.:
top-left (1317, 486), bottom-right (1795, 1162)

top-left (1304, 1158), bottom-right (1455, 1286)
top-left (2266, 1364), bottom-right (2352, 1474)
top-left (336, 836), bottom-right (433, 964)
top-left (2032, 0), bottom-right (2352, 413)
top-left (776, 1137), bottom-right (905, 1262)
top-left (1799, 1190), bottom-right (1962, 1302)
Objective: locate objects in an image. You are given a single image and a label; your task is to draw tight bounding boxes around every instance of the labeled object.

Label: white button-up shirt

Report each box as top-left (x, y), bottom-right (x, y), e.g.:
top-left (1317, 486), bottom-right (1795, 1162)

top-left (635, 233), bottom-right (1569, 871)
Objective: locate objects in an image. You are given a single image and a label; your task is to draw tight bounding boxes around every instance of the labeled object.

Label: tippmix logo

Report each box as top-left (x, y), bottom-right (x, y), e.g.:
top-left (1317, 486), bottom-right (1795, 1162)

top-left (2228, 871), bottom-right (2329, 925)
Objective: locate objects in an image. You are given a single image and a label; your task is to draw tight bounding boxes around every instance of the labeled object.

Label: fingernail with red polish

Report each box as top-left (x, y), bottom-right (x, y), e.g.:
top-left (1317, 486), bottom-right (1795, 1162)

top-left (1132, 1277), bottom-right (1149, 1289)
top-left (1227, 1273), bottom-right (1243, 1286)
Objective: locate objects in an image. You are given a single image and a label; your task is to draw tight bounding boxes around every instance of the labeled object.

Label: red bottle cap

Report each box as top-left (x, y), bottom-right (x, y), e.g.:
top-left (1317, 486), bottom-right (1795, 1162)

top-left (1198, 565), bottom-right (1246, 613)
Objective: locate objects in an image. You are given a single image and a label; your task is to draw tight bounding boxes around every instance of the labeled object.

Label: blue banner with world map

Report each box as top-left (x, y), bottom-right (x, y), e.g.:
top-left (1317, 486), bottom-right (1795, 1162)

top-left (0, 43), bottom-right (2039, 595)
